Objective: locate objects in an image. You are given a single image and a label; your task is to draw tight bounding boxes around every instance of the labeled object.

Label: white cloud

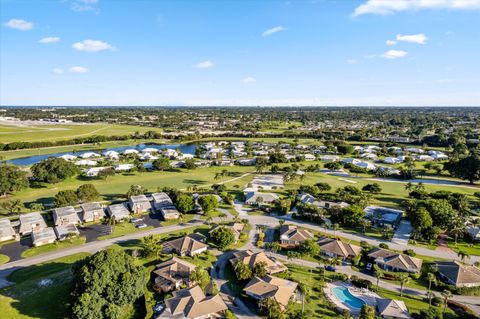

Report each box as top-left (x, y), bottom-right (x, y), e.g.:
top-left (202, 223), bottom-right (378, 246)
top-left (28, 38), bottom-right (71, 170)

top-left (354, 0), bottom-right (480, 16)
top-left (195, 60), bottom-right (214, 69)
top-left (346, 59), bottom-right (357, 64)
top-left (396, 33), bottom-right (428, 44)
top-left (382, 49), bottom-right (408, 59)
top-left (262, 26), bottom-right (287, 37)
top-left (3, 19), bottom-right (33, 31)
top-left (52, 68), bottom-right (64, 75)
top-left (241, 76), bottom-right (256, 83)
top-left (70, 66), bottom-right (89, 73)
top-left (72, 39), bottom-right (115, 52)
top-left (39, 37), bottom-right (60, 44)
top-left (71, 0), bottom-right (99, 12)
top-left (386, 40), bottom-right (397, 46)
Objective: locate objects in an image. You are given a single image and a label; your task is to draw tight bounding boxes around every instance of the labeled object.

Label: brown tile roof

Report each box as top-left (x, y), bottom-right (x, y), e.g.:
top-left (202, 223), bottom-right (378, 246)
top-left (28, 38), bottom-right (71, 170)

top-left (280, 225), bottom-right (314, 242)
top-left (231, 250), bottom-right (287, 274)
top-left (153, 257), bottom-right (196, 285)
top-left (436, 261), bottom-right (480, 286)
top-left (318, 237), bottom-right (362, 258)
top-left (376, 298), bottom-right (411, 319)
top-left (368, 248), bottom-right (423, 273)
top-left (165, 285), bottom-right (228, 318)
top-left (163, 235), bottom-right (208, 256)
top-left (243, 275), bottom-right (298, 308)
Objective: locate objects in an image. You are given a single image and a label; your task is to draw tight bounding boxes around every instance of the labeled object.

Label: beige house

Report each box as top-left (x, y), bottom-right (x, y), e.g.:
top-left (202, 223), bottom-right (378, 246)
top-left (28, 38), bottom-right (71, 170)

top-left (106, 203), bottom-right (130, 220)
top-left (164, 285), bottom-right (228, 319)
top-left (368, 248), bottom-right (423, 273)
top-left (245, 192), bottom-right (279, 205)
top-left (128, 195), bottom-right (151, 214)
top-left (436, 261), bottom-right (480, 288)
top-left (243, 275), bottom-right (298, 309)
top-left (279, 225), bottom-right (314, 247)
top-left (376, 298), bottom-right (411, 319)
top-left (0, 218), bottom-right (16, 242)
top-left (19, 212), bottom-right (47, 235)
top-left (163, 235), bottom-right (208, 257)
top-left (53, 206), bottom-right (80, 226)
top-left (32, 227), bottom-right (57, 247)
top-left (80, 202), bottom-right (104, 222)
top-left (152, 192), bottom-right (174, 211)
top-left (54, 224), bottom-right (80, 241)
top-left (230, 250), bottom-right (287, 274)
top-left (152, 257), bottom-right (197, 293)
top-left (318, 237), bottom-right (362, 260)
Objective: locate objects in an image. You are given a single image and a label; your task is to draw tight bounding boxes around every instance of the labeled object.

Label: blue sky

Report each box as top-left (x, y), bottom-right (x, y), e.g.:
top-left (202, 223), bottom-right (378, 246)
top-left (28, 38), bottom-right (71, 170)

top-left (1, 0), bottom-right (480, 106)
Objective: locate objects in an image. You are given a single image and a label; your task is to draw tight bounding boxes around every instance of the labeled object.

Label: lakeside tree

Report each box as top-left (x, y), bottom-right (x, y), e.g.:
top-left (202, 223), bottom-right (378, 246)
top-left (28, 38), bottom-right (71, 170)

top-left (183, 158), bottom-right (196, 169)
top-left (152, 157), bottom-right (170, 171)
top-left (198, 195), bottom-right (219, 213)
top-left (0, 164), bottom-right (28, 196)
top-left (210, 226), bottom-right (235, 250)
top-left (97, 167), bottom-right (115, 179)
top-left (70, 249), bottom-right (147, 319)
top-left (31, 157), bottom-right (78, 183)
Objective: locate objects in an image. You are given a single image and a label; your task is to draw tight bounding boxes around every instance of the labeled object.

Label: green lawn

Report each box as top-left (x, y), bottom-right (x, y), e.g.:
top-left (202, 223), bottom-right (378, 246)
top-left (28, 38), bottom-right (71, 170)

top-left (160, 213), bottom-right (195, 226)
top-left (0, 166), bottom-right (254, 215)
top-left (0, 254), bottom-right (10, 264)
top-left (0, 253), bottom-right (90, 319)
top-left (447, 237), bottom-right (480, 256)
top-left (98, 222), bottom-right (154, 240)
top-left (179, 252), bottom-right (217, 269)
top-left (21, 236), bottom-right (87, 258)
top-left (0, 123), bottom-right (163, 144)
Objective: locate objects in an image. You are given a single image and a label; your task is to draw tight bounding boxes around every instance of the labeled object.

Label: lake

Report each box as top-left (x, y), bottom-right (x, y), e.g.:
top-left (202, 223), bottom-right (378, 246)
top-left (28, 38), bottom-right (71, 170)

top-left (7, 143), bottom-right (197, 166)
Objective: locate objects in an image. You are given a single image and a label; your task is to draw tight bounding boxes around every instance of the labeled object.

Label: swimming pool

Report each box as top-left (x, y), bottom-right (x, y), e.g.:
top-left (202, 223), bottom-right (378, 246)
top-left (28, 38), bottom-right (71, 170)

top-left (331, 286), bottom-right (365, 309)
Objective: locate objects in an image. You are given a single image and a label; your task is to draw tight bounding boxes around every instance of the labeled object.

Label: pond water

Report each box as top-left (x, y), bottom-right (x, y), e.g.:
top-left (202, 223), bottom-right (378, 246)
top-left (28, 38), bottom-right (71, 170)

top-left (7, 143), bottom-right (197, 166)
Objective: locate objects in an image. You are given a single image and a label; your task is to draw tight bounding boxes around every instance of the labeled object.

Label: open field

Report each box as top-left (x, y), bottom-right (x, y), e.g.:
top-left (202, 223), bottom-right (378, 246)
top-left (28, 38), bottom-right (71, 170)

top-left (21, 237), bottom-right (87, 258)
top-left (0, 253), bottom-right (90, 319)
top-left (0, 123), bottom-right (162, 144)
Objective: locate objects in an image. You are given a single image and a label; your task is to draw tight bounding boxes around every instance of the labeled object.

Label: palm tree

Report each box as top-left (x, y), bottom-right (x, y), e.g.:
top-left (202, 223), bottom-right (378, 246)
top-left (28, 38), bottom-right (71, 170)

top-left (333, 223), bottom-right (339, 238)
top-left (442, 289), bottom-right (452, 315)
top-left (457, 250), bottom-right (470, 263)
top-left (374, 270), bottom-right (383, 290)
top-left (397, 274), bottom-right (410, 297)
top-left (427, 272), bottom-right (437, 305)
top-left (404, 182), bottom-right (413, 192)
top-left (360, 219), bottom-right (371, 234)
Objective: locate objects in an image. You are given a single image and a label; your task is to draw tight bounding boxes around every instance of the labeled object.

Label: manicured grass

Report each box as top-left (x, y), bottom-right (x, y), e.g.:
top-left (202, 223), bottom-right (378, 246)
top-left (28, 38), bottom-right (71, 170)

top-left (98, 222), bottom-right (154, 240)
top-left (0, 166), bottom-right (254, 215)
top-left (200, 209), bottom-right (222, 221)
top-left (179, 252), bottom-right (217, 269)
top-left (21, 236), bottom-right (87, 258)
top-left (447, 237), bottom-right (480, 256)
top-left (0, 123), bottom-right (163, 143)
top-left (0, 253), bottom-right (10, 264)
top-left (0, 253), bottom-right (90, 319)
top-left (160, 213), bottom-right (194, 226)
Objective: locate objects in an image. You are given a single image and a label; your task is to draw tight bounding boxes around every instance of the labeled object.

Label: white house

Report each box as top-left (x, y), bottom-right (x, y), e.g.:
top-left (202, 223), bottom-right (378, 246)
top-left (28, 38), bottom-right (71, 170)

top-left (0, 218), bottom-right (16, 242)
top-left (79, 152), bottom-right (100, 159)
top-left (123, 149), bottom-right (139, 155)
top-left (32, 227), bottom-right (57, 247)
top-left (58, 154), bottom-right (77, 161)
top-left (114, 163), bottom-right (134, 171)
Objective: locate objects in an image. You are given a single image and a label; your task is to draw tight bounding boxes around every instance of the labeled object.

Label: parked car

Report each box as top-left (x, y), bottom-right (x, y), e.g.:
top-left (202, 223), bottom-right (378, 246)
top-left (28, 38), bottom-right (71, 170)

top-left (135, 223), bottom-right (148, 229)
top-left (153, 302), bottom-right (165, 315)
top-left (325, 265), bottom-right (336, 272)
top-left (366, 263), bottom-right (373, 271)
top-left (130, 218), bottom-right (143, 223)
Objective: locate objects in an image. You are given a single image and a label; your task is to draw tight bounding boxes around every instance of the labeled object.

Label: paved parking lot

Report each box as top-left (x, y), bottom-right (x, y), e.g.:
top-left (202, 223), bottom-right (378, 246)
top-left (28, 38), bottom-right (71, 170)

top-left (0, 237), bottom-right (31, 262)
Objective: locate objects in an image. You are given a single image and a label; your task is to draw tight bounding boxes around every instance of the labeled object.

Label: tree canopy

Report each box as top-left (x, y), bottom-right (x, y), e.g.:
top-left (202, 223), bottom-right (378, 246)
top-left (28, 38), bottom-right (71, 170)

top-left (0, 164), bottom-right (28, 196)
top-left (31, 157), bottom-right (78, 183)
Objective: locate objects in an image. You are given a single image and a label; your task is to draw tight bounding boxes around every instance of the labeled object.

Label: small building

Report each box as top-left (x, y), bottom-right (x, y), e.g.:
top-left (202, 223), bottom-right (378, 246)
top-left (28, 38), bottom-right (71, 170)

top-left (0, 218), bottom-right (16, 242)
top-left (128, 195), bottom-right (151, 214)
top-left (243, 275), bottom-right (298, 309)
top-left (54, 224), bottom-right (80, 241)
top-left (152, 257), bottom-right (197, 293)
top-left (19, 212), bottom-right (47, 235)
top-left (436, 261), bottom-right (480, 288)
top-left (75, 160), bottom-right (97, 166)
top-left (163, 235), bottom-right (208, 257)
top-left (364, 206), bottom-right (403, 229)
top-left (151, 192), bottom-right (174, 211)
top-left (279, 225), bottom-right (314, 247)
top-left (32, 227), bottom-right (57, 247)
top-left (368, 248), bottom-right (423, 273)
top-left (230, 250), bottom-right (287, 274)
top-left (164, 285), bottom-right (228, 319)
top-left (53, 206), bottom-right (80, 226)
top-left (376, 298), bottom-right (411, 319)
top-left (58, 154), bottom-right (77, 161)
top-left (160, 206), bottom-right (181, 220)
top-left (106, 203), bottom-right (130, 220)
top-left (245, 192), bottom-right (279, 205)
top-left (80, 202), bottom-right (104, 222)
top-left (318, 237), bottom-right (362, 260)
top-left (79, 152), bottom-right (100, 159)
top-left (114, 163), bottom-right (134, 171)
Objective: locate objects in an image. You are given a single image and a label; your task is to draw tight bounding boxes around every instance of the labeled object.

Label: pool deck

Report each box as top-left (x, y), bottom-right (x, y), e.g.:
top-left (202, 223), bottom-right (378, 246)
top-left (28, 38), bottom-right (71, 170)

top-left (323, 281), bottom-right (379, 314)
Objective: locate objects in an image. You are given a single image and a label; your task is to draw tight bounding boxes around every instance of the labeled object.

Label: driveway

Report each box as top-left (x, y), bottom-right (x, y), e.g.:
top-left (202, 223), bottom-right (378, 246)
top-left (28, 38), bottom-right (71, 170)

top-left (0, 237), bottom-right (31, 262)
top-left (392, 220), bottom-right (412, 246)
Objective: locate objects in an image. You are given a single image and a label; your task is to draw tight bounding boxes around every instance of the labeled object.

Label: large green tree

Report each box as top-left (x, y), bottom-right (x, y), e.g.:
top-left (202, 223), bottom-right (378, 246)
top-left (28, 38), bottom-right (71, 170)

top-left (76, 184), bottom-right (100, 202)
top-left (210, 226), bottom-right (235, 250)
top-left (152, 157), bottom-right (170, 171)
top-left (31, 157), bottom-right (78, 183)
top-left (0, 164), bottom-right (28, 196)
top-left (54, 189), bottom-right (79, 207)
top-left (70, 249), bottom-right (147, 319)
top-left (176, 194), bottom-right (194, 213)
top-left (198, 195), bottom-right (219, 213)
top-left (445, 154), bottom-right (480, 184)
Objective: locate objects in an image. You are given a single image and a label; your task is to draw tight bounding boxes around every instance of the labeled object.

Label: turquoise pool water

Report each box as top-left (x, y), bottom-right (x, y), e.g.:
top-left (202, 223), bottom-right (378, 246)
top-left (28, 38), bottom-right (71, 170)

top-left (331, 286), bottom-right (365, 309)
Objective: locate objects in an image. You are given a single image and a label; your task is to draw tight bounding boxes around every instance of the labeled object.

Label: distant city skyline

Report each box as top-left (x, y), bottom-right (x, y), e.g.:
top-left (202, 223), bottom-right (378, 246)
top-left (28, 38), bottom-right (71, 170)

top-left (1, 0), bottom-right (480, 106)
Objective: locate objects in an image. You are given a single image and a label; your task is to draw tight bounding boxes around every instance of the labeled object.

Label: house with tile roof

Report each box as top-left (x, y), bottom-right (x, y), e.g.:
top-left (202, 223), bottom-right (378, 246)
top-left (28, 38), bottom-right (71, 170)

top-left (163, 235), bottom-right (208, 257)
top-left (436, 261), bottom-right (480, 288)
top-left (230, 250), bottom-right (287, 274)
top-left (376, 298), bottom-right (411, 319)
top-left (279, 225), bottom-right (314, 247)
top-left (368, 248), bottom-right (423, 273)
top-left (318, 237), bottom-right (362, 260)
top-left (243, 275), bottom-right (298, 309)
top-left (152, 257), bottom-right (197, 293)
